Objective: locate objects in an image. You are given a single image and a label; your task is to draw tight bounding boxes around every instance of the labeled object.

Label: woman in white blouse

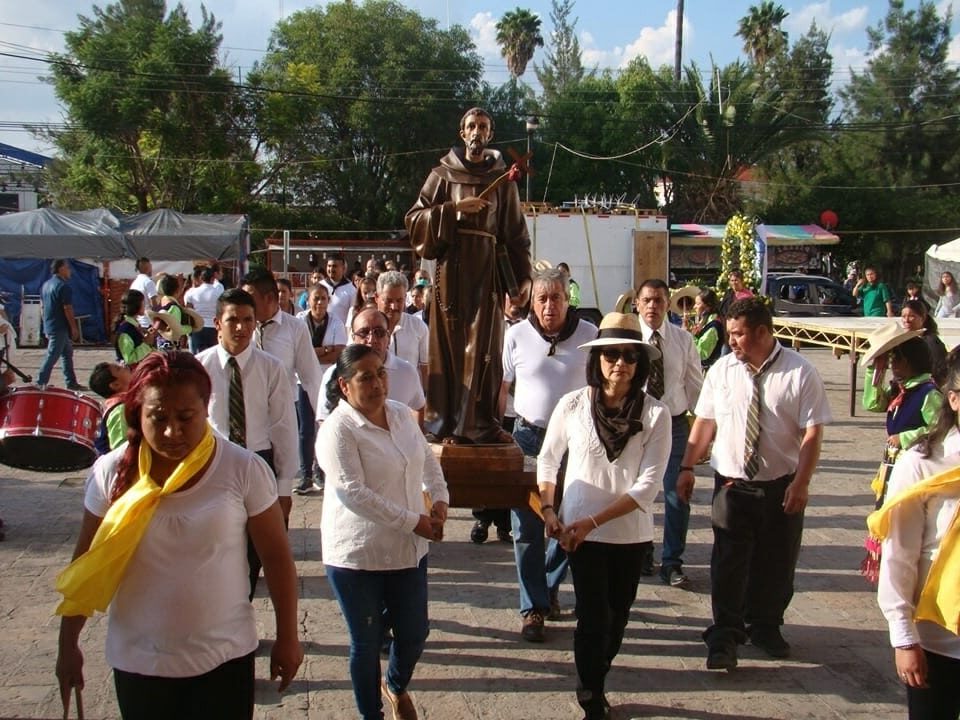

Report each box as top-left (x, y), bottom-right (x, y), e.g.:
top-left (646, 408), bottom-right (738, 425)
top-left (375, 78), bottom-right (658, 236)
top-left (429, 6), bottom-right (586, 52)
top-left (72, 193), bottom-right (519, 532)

top-left (538, 312), bottom-right (671, 720)
top-left (317, 344), bottom-right (449, 720)
top-left (876, 353), bottom-right (960, 719)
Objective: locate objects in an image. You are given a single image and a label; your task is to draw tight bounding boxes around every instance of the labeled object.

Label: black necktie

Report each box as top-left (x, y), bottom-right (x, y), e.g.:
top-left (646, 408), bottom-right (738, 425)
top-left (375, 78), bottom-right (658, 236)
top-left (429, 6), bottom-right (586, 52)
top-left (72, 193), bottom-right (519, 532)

top-left (227, 356), bottom-right (246, 447)
top-left (648, 331), bottom-right (664, 399)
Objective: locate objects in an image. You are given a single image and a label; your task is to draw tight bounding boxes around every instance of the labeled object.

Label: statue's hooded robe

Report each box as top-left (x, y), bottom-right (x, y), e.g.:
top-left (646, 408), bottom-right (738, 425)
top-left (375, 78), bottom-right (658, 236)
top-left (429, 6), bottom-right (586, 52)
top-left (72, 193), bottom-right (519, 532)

top-left (405, 147), bottom-right (531, 442)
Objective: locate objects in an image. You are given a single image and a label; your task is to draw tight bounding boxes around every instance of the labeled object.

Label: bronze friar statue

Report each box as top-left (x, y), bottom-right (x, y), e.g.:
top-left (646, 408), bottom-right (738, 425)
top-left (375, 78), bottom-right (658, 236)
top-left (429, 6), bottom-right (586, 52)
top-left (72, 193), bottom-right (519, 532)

top-left (405, 107), bottom-right (532, 444)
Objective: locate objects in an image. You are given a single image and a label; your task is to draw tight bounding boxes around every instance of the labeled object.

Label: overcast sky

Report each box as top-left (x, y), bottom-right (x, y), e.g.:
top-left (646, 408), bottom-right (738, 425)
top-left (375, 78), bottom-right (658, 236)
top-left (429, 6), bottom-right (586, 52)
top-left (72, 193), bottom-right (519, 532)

top-left (1, 0), bottom-right (957, 156)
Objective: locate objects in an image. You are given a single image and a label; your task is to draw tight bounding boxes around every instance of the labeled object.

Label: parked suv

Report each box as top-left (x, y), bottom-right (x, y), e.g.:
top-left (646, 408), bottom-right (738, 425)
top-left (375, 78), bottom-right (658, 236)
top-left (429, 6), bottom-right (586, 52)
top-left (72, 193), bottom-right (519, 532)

top-left (764, 273), bottom-right (861, 317)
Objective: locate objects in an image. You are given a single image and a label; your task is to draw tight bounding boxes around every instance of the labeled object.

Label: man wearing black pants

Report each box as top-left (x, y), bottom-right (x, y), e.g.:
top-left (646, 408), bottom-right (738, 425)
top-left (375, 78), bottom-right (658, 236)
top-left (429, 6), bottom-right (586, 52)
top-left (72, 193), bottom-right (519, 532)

top-left (678, 297), bottom-right (831, 670)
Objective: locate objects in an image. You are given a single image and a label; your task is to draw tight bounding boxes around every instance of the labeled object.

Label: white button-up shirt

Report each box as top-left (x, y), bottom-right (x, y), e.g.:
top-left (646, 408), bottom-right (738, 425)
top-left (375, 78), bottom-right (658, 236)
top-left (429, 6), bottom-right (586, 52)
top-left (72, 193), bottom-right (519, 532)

top-left (197, 343), bottom-right (298, 494)
top-left (322, 278), bottom-right (356, 327)
top-left (257, 308), bottom-right (322, 412)
top-left (695, 344), bottom-right (832, 481)
top-left (318, 399), bottom-right (448, 571)
top-left (539, 387), bottom-right (671, 544)
top-left (316, 351), bottom-right (425, 421)
top-left (639, 318), bottom-right (703, 416)
top-left (390, 312), bottom-right (429, 370)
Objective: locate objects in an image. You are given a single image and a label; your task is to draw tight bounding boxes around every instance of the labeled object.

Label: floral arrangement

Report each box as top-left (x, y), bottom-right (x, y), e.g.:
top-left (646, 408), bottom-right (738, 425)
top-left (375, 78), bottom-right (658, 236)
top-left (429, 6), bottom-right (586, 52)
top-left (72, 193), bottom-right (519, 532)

top-left (717, 212), bottom-right (760, 293)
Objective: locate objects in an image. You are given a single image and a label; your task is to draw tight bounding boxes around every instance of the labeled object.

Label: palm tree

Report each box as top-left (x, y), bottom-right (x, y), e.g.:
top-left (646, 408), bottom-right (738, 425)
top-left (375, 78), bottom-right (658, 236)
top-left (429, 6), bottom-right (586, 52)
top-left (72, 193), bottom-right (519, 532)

top-left (496, 8), bottom-right (544, 80)
top-left (736, 1), bottom-right (789, 66)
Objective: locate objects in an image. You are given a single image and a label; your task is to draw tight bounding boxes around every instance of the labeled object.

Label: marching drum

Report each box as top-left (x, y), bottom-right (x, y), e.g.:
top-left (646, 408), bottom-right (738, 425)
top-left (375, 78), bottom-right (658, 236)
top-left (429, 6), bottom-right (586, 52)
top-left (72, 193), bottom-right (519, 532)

top-left (0, 386), bottom-right (102, 471)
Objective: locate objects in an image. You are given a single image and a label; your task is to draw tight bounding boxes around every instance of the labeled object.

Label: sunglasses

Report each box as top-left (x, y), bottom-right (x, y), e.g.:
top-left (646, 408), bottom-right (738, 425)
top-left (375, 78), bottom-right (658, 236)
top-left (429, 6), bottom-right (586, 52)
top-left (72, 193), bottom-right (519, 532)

top-left (600, 347), bottom-right (641, 364)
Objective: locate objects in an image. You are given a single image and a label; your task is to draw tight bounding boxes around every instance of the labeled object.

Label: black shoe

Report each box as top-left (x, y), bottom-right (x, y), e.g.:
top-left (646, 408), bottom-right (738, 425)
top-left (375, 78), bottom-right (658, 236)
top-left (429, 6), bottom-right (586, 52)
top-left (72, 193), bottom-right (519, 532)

top-left (470, 520), bottom-right (490, 544)
top-left (707, 642), bottom-right (738, 670)
top-left (293, 478), bottom-right (320, 495)
top-left (496, 526), bottom-right (513, 542)
top-left (749, 625), bottom-right (791, 658)
top-left (66, 383), bottom-right (86, 391)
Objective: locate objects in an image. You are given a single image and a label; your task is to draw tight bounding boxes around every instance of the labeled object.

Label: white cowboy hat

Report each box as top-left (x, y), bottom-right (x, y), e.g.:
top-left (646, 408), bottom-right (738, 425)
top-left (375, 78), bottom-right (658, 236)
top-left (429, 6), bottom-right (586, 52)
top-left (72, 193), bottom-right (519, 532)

top-left (859, 322), bottom-right (925, 368)
top-left (670, 285), bottom-right (700, 316)
top-left (578, 312), bottom-right (662, 362)
top-left (181, 306), bottom-right (204, 332)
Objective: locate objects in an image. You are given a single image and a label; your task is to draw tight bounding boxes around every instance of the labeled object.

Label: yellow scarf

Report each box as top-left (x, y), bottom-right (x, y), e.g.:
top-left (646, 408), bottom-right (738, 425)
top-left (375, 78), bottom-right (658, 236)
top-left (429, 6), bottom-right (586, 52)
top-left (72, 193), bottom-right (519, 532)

top-left (867, 465), bottom-right (960, 634)
top-left (55, 427), bottom-right (216, 617)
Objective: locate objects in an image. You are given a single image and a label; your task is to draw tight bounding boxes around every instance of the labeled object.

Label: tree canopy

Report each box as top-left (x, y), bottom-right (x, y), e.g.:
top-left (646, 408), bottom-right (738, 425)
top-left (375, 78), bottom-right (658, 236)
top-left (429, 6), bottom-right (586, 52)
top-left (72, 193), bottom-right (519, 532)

top-left (736, 1), bottom-right (790, 66)
top-left (496, 8), bottom-right (544, 80)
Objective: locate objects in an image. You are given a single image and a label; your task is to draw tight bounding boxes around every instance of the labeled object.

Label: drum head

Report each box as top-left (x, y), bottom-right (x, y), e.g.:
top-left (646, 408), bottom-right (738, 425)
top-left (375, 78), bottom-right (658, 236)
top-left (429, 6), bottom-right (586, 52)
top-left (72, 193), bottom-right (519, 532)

top-left (0, 436), bottom-right (96, 472)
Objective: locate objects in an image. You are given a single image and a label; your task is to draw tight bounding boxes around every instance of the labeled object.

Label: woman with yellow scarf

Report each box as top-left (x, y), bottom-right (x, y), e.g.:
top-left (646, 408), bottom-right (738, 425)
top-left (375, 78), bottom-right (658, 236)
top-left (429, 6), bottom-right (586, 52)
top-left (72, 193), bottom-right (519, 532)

top-left (54, 351), bottom-right (302, 719)
top-left (873, 352), bottom-right (960, 719)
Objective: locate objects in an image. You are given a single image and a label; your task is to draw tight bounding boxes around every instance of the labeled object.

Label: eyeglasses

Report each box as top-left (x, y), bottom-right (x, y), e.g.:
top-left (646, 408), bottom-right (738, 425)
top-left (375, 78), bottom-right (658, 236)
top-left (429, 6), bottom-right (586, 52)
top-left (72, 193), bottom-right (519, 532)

top-left (353, 328), bottom-right (388, 340)
top-left (600, 348), bottom-right (641, 364)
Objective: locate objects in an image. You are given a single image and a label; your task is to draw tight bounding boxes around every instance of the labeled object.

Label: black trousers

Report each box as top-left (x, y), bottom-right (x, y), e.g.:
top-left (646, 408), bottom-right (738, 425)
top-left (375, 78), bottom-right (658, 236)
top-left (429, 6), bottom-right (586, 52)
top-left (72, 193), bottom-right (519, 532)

top-left (568, 541), bottom-right (643, 719)
top-left (705, 473), bottom-right (803, 647)
top-left (114, 651), bottom-right (255, 720)
top-left (907, 650), bottom-right (960, 720)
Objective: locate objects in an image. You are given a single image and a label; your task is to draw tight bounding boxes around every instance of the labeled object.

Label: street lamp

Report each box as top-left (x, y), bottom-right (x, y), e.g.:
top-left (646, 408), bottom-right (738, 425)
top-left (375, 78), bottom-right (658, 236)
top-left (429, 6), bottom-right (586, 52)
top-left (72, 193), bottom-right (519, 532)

top-left (525, 115), bottom-right (539, 203)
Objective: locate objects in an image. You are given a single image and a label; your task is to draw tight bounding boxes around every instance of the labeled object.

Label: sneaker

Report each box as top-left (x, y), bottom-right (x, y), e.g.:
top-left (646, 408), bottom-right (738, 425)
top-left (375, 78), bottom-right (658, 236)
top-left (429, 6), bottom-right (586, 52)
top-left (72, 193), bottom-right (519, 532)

top-left (66, 382), bottom-right (86, 391)
top-left (293, 478), bottom-right (320, 495)
top-left (547, 588), bottom-right (562, 621)
top-left (706, 642), bottom-right (738, 670)
top-left (382, 681), bottom-right (418, 720)
top-left (661, 567), bottom-right (689, 587)
top-left (496, 526), bottom-right (513, 542)
top-left (520, 611), bottom-right (545, 643)
top-left (749, 625), bottom-right (791, 658)
top-left (470, 520), bottom-right (490, 544)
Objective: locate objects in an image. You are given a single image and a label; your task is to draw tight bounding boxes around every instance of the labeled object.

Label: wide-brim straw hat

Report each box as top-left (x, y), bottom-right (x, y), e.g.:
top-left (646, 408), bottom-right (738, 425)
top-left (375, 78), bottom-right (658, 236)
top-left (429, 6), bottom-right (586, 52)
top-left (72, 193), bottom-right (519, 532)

top-left (147, 309), bottom-right (188, 342)
top-left (578, 312), bottom-right (662, 362)
top-left (181, 306), bottom-right (204, 331)
top-left (533, 258), bottom-right (553, 273)
top-left (670, 285), bottom-right (700, 315)
top-left (859, 322), bottom-right (925, 367)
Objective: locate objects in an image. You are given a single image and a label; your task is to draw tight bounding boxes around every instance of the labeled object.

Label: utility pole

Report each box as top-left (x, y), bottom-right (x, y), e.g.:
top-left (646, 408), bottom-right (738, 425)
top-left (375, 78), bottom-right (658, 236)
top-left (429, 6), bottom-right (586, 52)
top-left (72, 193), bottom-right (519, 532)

top-left (674, 0), bottom-right (684, 83)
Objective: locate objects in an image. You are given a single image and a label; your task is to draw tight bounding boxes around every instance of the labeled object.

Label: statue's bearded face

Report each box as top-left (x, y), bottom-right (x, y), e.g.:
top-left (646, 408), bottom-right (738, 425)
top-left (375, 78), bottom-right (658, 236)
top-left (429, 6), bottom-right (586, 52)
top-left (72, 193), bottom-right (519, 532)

top-left (459, 113), bottom-right (492, 160)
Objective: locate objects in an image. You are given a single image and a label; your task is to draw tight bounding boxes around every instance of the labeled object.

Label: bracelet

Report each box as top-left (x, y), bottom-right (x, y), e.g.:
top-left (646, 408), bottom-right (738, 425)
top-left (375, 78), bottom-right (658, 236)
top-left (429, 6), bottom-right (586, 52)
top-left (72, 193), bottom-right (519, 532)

top-left (540, 504), bottom-right (554, 513)
top-left (679, 465), bottom-right (695, 473)
top-left (589, 515), bottom-right (600, 529)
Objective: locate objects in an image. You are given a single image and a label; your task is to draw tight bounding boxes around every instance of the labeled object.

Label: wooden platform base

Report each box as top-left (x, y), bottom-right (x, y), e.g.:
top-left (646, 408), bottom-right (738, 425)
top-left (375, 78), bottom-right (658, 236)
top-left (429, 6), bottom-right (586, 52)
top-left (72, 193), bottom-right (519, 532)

top-left (430, 441), bottom-right (540, 513)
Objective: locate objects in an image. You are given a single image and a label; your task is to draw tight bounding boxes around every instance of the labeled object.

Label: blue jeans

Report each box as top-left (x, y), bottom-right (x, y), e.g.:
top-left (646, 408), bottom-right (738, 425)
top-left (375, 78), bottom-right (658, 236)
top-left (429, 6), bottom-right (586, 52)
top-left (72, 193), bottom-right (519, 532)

top-left (296, 387), bottom-right (318, 480)
top-left (660, 414), bottom-right (691, 577)
top-left (37, 330), bottom-right (76, 386)
top-left (326, 558), bottom-right (429, 720)
top-left (512, 418), bottom-right (568, 615)
top-left (188, 326), bottom-right (217, 355)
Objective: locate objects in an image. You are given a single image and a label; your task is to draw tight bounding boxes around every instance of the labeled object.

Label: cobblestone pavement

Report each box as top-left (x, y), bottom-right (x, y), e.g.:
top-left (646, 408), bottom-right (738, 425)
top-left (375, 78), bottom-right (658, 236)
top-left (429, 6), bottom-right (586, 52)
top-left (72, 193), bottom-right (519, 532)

top-left (0, 346), bottom-right (910, 719)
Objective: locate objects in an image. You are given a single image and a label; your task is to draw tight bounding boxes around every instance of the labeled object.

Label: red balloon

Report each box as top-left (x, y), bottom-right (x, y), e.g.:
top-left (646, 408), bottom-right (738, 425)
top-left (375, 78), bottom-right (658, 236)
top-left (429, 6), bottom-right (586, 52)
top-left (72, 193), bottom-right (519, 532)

top-left (819, 210), bottom-right (838, 229)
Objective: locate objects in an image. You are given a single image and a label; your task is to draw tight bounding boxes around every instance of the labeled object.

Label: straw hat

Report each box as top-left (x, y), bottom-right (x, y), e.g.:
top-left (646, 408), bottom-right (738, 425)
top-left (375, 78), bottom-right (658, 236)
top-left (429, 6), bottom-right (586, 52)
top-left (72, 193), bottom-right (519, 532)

top-left (578, 312), bottom-right (662, 362)
top-left (533, 258), bottom-right (553, 273)
top-left (147, 308), bottom-right (198, 342)
top-left (859, 322), bottom-right (925, 368)
top-left (614, 290), bottom-right (636, 314)
top-left (181, 306), bottom-right (204, 331)
top-left (670, 285), bottom-right (700, 316)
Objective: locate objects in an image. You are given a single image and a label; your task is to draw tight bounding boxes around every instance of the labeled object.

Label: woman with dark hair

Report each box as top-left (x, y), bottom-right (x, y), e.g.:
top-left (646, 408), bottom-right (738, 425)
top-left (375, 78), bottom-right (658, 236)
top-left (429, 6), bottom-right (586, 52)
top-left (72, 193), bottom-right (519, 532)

top-left (901, 299), bottom-right (949, 386)
top-left (537, 312), bottom-right (671, 720)
top-left (345, 273), bottom-right (379, 331)
top-left (934, 271), bottom-right (960, 318)
top-left (55, 351), bottom-right (302, 719)
top-left (114, 289), bottom-right (156, 367)
top-left (317, 344), bottom-right (449, 720)
top-left (872, 351), bottom-right (960, 719)
top-left (691, 288), bottom-right (724, 370)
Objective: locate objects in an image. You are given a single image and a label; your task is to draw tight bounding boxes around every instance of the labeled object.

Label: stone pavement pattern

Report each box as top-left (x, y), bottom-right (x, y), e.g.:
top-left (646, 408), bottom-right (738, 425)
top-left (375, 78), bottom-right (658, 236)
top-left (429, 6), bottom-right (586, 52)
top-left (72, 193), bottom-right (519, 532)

top-left (0, 346), bottom-right (909, 719)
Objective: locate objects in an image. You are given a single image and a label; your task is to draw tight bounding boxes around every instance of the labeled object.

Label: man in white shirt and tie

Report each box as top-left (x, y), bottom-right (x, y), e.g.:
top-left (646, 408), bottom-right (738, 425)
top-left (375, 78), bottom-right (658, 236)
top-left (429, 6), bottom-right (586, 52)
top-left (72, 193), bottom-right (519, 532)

top-left (197, 288), bottom-right (298, 597)
top-left (635, 278), bottom-right (704, 587)
top-left (241, 268), bottom-right (323, 495)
